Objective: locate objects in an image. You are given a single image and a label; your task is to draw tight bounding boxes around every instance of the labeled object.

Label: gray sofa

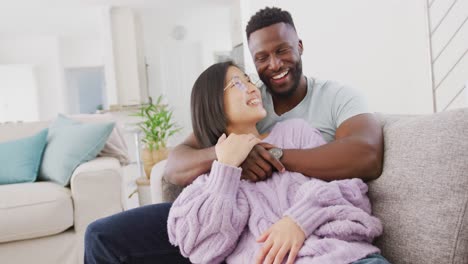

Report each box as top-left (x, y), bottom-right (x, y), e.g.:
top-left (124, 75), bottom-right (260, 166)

top-left (369, 109), bottom-right (467, 263)
top-left (151, 108), bottom-right (468, 264)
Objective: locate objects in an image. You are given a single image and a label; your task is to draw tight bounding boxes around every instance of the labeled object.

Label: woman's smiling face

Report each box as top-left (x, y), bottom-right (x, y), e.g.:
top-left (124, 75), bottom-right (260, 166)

top-left (223, 66), bottom-right (267, 127)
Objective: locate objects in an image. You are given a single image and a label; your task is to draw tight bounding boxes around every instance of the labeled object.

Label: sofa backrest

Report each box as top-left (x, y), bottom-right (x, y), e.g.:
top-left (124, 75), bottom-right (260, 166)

top-left (370, 108), bottom-right (468, 264)
top-left (159, 109), bottom-right (468, 264)
top-left (0, 122), bottom-right (50, 143)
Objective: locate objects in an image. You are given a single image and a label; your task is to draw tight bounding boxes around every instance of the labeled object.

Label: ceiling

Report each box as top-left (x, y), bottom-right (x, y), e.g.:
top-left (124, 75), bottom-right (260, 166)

top-left (0, 0), bottom-right (236, 37)
top-left (0, 0), bottom-right (235, 8)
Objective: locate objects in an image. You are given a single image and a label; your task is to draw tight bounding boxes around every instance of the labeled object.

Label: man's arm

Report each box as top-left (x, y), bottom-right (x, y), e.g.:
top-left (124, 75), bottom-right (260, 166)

top-left (281, 113), bottom-right (383, 181)
top-left (163, 133), bottom-right (217, 186)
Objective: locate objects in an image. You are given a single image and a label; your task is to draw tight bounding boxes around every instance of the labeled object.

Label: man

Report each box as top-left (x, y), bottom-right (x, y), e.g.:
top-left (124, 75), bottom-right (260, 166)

top-left (164, 8), bottom-right (383, 187)
top-left (85, 7), bottom-right (387, 264)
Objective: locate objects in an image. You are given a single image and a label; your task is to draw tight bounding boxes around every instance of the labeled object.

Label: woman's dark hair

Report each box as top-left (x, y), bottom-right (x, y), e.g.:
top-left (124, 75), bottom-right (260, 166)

top-left (191, 61), bottom-right (235, 148)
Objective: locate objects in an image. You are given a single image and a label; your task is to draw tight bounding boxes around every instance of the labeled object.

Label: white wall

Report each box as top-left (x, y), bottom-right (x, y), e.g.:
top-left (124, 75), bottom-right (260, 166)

top-left (0, 35), bottom-right (65, 120)
top-left (0, 7), bottom-right (102, 37)
top-left (60, 36), bottom-right (104, 68)
top-left (240, 0), bottom-right (434, 115)
top-left (0, 65), bottom-right (39, 122)
top-left (136, 6), bottom-right (233, 145)
top-left (0, 7), bottom-right (106, 121)
top-left (138, 5), bottom-right (233, 94)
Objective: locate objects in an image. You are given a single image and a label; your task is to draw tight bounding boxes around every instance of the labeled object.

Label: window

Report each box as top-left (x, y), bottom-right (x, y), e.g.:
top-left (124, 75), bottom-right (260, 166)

top-left (0, 65), bottom-right (39, 122)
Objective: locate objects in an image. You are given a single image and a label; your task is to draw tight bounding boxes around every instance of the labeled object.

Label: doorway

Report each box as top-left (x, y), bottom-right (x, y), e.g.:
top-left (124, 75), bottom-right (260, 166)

top-left (65, 67), bottom-right (106, 114)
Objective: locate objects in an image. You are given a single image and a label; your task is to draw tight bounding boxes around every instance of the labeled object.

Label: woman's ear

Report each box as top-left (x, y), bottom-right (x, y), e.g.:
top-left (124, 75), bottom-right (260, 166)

top-left (298, 39), bottom-right (304, 55)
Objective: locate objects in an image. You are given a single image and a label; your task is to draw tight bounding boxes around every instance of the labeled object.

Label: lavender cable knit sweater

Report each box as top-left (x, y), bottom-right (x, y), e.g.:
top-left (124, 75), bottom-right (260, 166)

top-left (168, 119), bottom-right (382, 264)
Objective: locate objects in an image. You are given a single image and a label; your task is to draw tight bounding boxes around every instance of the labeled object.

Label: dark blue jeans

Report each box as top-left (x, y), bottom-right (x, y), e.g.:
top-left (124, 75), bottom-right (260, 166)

top-left (352, 254), bottom-right (390, 264)
top-left (85, 203), bottom-right (190, 264)
top-left (85, 202), bottom-right (390, 264)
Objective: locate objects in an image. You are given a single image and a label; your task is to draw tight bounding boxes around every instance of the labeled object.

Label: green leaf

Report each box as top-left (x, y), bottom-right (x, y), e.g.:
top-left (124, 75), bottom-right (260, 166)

top-left (128, 95), bottom-right (182, 149)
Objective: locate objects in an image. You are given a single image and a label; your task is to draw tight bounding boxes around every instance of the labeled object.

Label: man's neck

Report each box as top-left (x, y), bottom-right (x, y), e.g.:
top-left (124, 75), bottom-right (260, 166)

top-left (272, 75), bottom-right (307, 116)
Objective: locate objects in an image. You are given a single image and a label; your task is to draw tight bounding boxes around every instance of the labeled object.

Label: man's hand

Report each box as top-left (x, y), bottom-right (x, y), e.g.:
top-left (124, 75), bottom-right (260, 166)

top-left (255, 216), bottom-right (305, 264)
top-left (240, 142), bottom-right (285, 182)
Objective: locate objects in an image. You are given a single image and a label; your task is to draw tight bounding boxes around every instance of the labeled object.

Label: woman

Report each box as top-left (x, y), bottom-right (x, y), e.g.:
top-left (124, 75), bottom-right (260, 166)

top-left (167, 61), bottom-right (384, 264)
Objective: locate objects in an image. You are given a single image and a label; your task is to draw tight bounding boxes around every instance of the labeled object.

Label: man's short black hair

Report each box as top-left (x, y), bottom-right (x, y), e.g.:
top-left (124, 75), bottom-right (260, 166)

top-left (246, 7), bottom-right (296, 40)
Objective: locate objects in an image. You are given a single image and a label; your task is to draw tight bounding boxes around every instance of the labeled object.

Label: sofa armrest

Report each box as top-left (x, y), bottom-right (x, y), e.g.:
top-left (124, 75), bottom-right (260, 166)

top-left (70, 157), bottom-right (124, 233)
top-left (150, 159), bottom-right (183, 203)
top-left (150, 160), bottom-right (166, 204)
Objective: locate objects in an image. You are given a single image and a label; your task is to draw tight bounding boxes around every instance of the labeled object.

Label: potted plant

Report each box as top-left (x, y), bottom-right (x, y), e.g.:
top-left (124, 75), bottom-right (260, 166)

top-left (132, 96), bottom-right (181, 205)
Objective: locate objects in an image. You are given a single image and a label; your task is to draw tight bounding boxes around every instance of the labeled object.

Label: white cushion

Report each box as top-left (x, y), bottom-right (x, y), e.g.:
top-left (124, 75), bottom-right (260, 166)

top-left (0, 182), bottom-right (73, 243)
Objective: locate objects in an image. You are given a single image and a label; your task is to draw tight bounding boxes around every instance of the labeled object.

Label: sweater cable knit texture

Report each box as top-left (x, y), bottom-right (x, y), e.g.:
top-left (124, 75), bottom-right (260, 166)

top-left (168, 119), bottom-right (382, 264)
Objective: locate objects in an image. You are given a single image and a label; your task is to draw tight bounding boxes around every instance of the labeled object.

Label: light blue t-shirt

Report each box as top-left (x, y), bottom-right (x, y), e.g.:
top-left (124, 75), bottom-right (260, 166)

top-left (256, 77), bottom-right (369, 143)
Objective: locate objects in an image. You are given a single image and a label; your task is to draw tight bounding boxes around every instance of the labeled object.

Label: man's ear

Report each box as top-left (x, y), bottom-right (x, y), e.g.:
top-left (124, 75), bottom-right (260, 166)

top-left (298, 39), bottom-right (304, 55)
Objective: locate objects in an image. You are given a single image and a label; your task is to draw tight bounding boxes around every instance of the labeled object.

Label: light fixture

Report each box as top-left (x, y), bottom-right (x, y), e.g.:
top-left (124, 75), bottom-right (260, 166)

top-left (171, 25), bottom-right (187, 41)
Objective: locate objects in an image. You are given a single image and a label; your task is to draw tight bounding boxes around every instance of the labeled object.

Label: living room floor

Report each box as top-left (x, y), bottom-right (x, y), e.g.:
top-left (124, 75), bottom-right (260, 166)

top-left (123, 163), bottom-right (141, 210)
top-left (110, 110), bottom-right (155, 210)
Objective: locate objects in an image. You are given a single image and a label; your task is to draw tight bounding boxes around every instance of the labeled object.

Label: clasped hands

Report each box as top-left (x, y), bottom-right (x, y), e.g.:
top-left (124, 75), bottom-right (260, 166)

top-left (215, 133), bottom-right (285, 182)
top-left (215, 133), bottom-right (285, 180)
top-left (240, 142), bottom-right (286, 181)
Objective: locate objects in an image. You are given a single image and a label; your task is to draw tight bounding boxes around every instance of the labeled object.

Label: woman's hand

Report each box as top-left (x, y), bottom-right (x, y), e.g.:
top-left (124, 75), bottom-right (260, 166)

top-left (255, 216), bottom-right (305, 264)
top-left (215, 133), bottom-right (261, 167)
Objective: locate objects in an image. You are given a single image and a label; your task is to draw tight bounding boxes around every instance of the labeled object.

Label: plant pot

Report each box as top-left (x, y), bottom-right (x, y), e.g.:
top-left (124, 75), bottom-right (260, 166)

top-left (136, 176), bottom-right (152, 206)
top-left (141, 147), bottom-right (169, 179)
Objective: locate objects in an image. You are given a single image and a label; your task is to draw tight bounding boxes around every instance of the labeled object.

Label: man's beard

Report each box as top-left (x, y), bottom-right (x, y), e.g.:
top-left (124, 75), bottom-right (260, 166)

top-left (262, 59), bottom-right (303, 98)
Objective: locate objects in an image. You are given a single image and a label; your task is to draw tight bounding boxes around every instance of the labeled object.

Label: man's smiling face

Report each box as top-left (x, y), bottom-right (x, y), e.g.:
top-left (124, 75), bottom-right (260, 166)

top-left (248, 22), bottom-right (304, 98)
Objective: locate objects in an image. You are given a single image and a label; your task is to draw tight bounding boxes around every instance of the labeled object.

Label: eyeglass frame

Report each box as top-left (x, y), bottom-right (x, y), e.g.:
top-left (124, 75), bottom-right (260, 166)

top-left (223, 74), bottom-right (262, 92)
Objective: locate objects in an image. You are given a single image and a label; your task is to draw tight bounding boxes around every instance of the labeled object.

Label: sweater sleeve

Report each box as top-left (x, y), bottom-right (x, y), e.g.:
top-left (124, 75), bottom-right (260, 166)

top-left (283, 179), bottom-right (382, 242)
top-left (167, 161), bottom-right (250, 264)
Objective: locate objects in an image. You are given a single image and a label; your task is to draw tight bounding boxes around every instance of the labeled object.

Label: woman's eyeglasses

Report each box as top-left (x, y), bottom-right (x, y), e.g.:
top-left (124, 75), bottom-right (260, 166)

top-left (224, 74), bottom-right (262, 92)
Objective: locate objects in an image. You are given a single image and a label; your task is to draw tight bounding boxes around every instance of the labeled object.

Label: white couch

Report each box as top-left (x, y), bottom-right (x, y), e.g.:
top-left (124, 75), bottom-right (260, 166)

top-left (151, 159), bottom-right (185, 204)
top-left (0, 121), bottom-right (125, 264)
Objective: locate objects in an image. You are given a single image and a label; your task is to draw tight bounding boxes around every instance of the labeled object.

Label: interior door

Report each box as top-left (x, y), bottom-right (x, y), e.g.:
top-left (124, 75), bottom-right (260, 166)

top-left (65, 66), bottom-right (106, 114)
top-left (157, 41), bottom-right (203, 146)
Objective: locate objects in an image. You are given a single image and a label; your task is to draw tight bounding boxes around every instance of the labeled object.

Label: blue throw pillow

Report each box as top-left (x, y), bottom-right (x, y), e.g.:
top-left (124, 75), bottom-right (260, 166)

top-left (0, 129), bottom-right (48, 185)
top-left (39, 114), bottom-right (115, 186)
